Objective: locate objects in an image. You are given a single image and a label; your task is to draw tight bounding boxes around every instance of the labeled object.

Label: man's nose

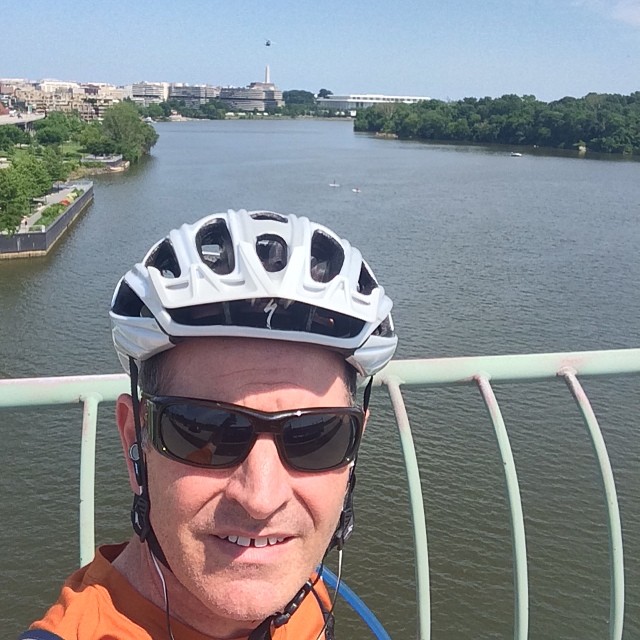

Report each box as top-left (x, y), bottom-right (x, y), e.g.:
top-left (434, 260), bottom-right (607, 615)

top-left (224, 435), bottom-right (293, 520)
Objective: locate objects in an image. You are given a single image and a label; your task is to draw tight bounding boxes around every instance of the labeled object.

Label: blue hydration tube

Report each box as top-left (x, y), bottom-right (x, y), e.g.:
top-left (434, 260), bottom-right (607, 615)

top-left (319, 567), bottom-right (392, 640)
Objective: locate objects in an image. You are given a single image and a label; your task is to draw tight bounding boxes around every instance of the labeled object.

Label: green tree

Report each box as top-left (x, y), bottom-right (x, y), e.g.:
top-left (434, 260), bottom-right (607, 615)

top-left (199, 100), bottom-right (228, 119)
top-left (0, 167), bottom-right (31, 231)
top-left (34, 112), bottom-right (71, 145)
top-left (0, 125), bottom-right (29, 152)
top-left (12, 153), bottom-right (51, 198)
top-left (317, 89), bottom-right (333, 99)
top-left (146, 103), bottom-right (164, 119)
top-left (354, 106), bottom-right (387, 132)
top-left (160, 101), bottom-right (173, 117)
top-left (283, 90), bottom-right (316, 106)
top-left (101, 102), bottom-right (159, 162)
top-left (41, 146), bottom-right (70, 182)
top-left (447, 117), bottom-right (470, 140)
top-left (32, 111), bottom-right (86, 146)
top-left (75, 121), bottom-right (112, 155)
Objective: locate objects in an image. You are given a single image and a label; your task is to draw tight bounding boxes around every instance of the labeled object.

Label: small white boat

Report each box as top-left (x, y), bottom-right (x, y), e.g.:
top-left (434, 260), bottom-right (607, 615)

top-left (510, 152), bottom-right (522, 157)
top-left (352, 187), bottom-right (361, 193)
top-left (329, 181), bottom-right (340, 188)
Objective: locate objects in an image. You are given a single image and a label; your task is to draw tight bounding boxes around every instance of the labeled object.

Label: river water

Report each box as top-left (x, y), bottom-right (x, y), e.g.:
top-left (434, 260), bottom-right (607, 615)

top-left (1, 119), bottom-right (639, 638)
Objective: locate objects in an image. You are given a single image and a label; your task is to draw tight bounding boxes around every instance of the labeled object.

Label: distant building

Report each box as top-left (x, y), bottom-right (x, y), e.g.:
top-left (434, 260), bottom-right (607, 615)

top-left (38, 80), bottom-right (81, 93)
top-left (168, 83), bottom-right (221, 108)
top-left (219, 66), bottom-right (283, 112)
top-left (317, 93), bottom-right (431, 116)
top-left (5, 79), bottom-right (125, 120)
top-left (127, 82), bottom-right (169, 107)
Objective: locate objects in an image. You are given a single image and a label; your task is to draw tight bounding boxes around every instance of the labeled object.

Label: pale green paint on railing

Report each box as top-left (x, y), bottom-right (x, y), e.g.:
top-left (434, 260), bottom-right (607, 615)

top-left (79, 393), bottom-right (101, 566)
top-left (376, 347), bottom-right (640, 386)
top-left (2, 346), bottom-right (637, 639)
top-left (476, 376), bottom-right (529, 640)
top-left (561, 370), bottom-right (624, 640)
top-left (0, 373), bottom-right (128, 407)
top-left (385, 377), bottom-right (431, 640)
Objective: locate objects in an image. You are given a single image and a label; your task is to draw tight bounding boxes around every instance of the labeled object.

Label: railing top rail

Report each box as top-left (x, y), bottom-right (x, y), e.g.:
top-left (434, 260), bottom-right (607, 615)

top-left (0, 373), bottom-right (128, 407)
top-left (2, 347), bottom-right (640, 410)
top-left (376, 347), bottom-right (640, 387)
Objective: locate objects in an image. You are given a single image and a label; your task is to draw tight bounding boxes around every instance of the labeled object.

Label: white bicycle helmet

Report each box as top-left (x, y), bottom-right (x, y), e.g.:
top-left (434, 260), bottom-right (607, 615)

top-left (110, 209), bottom-right (397, 376)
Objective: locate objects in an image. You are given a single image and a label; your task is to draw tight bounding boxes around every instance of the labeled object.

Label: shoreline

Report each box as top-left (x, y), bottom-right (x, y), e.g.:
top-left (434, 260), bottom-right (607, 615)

top-left (360, 131), bottom-right (640, 161)
top-left (0, 183), bottom-right (94, 259)
top-left (151, 114), bottom-right (354, 123)
top-left (69, 160), bottom-right (130, 179)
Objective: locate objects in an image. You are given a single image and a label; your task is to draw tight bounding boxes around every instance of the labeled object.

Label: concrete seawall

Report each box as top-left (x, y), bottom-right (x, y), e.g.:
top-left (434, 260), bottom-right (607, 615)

top-left (0, 184), bottom-right (94, 260)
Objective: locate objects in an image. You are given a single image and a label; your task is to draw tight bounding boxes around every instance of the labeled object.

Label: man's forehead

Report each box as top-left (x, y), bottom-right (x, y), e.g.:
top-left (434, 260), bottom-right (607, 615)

top-left (159, 337), bottom-right (347, 398)
top-left (166, 336), bottom-right (343, 365)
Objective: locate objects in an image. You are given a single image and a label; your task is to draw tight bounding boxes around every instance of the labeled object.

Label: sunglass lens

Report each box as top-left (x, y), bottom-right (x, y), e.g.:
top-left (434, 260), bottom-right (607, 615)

top-left (159, 405), bottom-right (253, 467)
top-left (282, 414), bottom-right (357, 471)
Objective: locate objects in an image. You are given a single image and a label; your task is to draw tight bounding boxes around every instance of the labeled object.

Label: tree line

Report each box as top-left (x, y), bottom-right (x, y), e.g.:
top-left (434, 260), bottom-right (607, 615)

top-left (138, 99), bottom-right (229, 121)
top-left (0, 101), bottom-right (158, 232)
top-left (278, 89), bottom-right (337, 117)
top-left (137, 89), bottom-right (337, 119)
top-left (354, 92), bottom-right (640, 155)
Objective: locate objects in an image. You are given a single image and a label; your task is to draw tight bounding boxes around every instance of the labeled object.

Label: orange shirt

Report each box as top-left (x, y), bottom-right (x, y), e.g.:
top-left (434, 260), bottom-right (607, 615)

top-left (30, 543), bottom-right (331, 640)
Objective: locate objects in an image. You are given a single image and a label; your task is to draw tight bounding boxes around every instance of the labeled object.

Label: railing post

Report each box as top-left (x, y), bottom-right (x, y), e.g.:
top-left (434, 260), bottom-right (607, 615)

top-left (384, 375), bottom-right (431, 640)
top-left (561, 370), bottom-right (624, 640)
top-left (79, 393), bottom-right (101, 567)
top-left (476, 375), bottom-right (529, 640)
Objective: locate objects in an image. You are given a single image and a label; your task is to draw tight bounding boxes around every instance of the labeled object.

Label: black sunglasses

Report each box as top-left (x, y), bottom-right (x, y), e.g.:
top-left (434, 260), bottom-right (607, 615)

top-left (143, 395), bottom-right (365, 472)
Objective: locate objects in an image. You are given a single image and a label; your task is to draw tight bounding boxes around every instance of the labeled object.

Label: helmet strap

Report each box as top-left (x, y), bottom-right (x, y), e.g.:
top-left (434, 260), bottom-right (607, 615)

top-left (247, 578), bottom-right (316, 639)
top-left (325, 375), bottom-right (370, 551)
top-left (247, 616), bottom-right (274, 640)
top-left (362, 376), bottom-right (373, 412)
top-left (128, 358), bottom-right (171, 570)
top-left (329, 465), bottom-right (357, 551)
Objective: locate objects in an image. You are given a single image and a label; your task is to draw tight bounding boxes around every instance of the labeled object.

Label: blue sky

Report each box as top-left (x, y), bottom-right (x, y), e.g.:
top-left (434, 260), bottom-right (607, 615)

top-left (1, 0), bottom-right (638, 101)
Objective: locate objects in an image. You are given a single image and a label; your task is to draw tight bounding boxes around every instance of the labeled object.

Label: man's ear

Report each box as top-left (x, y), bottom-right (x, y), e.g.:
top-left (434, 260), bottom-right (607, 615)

top-left (116, 393), bottom-right (142, 494)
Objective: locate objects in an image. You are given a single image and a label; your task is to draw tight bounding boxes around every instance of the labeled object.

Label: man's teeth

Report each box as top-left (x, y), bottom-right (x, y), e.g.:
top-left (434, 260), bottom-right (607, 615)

top-left (222, 535), bottom-right (285, 547)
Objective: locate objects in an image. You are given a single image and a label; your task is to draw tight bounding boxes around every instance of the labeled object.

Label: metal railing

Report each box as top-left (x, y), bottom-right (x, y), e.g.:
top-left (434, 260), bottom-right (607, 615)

top-left (1, 346), bottom-right (638, 639)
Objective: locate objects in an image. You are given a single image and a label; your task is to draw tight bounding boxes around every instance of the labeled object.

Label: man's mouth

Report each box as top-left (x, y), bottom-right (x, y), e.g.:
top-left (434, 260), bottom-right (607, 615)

top-left (216, 535), bottom-right (287, 548)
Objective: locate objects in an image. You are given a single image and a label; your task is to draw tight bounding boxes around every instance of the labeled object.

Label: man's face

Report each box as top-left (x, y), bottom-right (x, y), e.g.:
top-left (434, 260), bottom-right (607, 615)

top-left (142, 338), bottom-right (354, 623)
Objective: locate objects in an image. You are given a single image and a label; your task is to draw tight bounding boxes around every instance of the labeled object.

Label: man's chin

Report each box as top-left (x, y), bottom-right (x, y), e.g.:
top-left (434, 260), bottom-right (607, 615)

top-left (202, 579), bottom-right (300, 623)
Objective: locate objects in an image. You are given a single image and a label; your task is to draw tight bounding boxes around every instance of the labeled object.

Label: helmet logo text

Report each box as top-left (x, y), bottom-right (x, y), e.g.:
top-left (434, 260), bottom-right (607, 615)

top-left (264, 299), bottom-right (278, 329)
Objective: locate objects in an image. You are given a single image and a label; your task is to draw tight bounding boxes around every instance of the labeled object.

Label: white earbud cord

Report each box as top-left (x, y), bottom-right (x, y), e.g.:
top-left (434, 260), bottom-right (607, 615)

top-left (314, 547), bottom-right (343, 640)
top-left (150, 550), bottom-right (177, 640)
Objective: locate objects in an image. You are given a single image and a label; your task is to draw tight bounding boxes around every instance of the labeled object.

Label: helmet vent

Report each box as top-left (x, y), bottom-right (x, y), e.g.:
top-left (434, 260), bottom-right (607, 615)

top-left (256, 234), bottom-right (288, 272)
top-left (197, 220), bottom-right (235, 275)
top-left (167, 297), bottom-right (366, 338)
top-left (373, 315), bottom-right (395, 337)
top-left (357, 264), bottom-right (378, 295)
top-left (145, 239), bottom-right (181, 278)
top-left (310, 230), bottom-right (344, 283)
top-left (251, 211), bottom-right (289, 223)
top-left (112, 281), bottom-right (146, 318)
